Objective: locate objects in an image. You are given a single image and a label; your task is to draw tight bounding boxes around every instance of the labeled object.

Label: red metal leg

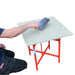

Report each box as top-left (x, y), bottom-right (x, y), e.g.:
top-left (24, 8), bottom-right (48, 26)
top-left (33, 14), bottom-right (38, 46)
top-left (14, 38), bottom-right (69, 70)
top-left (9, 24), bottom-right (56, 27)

top-left (58, 38), bottom-right (61, 63)
top-left (34, 55), bottom-right (38, 70)
top-left (28, 46), bottom-right (31, 55)
top-left (48, 41), bottom-right (50, 49)
top-left (40, 43), bottom-right (42, 52)
top-left (40, 43), bottom-right (43, 55)
top-left (33, 45), bottom-right (38, 70)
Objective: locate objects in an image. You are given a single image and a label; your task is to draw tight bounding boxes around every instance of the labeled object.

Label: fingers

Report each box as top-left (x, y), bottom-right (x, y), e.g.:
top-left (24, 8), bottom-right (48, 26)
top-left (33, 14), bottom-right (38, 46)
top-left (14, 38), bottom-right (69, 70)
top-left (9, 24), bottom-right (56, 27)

top-left (38, 22), bottom-right (40, 27)
top-left (34, 22), bottom-right (40, 28)
top-left (28, 22), bottom-right (40, 29)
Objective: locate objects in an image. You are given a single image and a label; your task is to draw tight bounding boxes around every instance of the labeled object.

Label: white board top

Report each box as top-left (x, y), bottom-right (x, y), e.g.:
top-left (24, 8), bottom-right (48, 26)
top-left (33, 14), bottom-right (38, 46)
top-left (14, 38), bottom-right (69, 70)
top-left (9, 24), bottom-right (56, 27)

top-left (18, 17), bottom-right (73, 46)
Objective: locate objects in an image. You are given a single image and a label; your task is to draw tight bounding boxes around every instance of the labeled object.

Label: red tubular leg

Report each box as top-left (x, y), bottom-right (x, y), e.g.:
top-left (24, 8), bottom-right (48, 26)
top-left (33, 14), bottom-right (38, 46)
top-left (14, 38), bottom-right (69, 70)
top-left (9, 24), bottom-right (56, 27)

top-left (58, 38), bottom-right (61, 63)
top-left (33, 45), bottom-right (38, 70)
top-left (28, 46), bottom-right (31, 55)
top-left (34, 55), bottom-right (38, 70)
top-left (40, 43), bottom-right (43, 55)
top-left (40, 43), bottom-right (42, 52)
top-left (48, 41), bottom-right (50, 49)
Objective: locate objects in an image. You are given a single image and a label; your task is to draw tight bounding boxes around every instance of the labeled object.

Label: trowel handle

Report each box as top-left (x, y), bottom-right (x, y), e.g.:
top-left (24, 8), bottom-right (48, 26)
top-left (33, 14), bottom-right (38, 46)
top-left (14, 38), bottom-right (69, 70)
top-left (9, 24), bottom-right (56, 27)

top-left (31, 27), bottom-right (38, 29)
top-left (31, 27), bottom-right (36, 30)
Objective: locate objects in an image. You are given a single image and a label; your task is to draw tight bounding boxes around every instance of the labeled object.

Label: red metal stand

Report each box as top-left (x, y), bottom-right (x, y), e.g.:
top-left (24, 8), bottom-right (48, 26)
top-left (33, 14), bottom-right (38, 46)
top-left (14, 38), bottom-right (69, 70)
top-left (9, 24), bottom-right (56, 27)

top-left (28, 38), bottom-right (61, 70)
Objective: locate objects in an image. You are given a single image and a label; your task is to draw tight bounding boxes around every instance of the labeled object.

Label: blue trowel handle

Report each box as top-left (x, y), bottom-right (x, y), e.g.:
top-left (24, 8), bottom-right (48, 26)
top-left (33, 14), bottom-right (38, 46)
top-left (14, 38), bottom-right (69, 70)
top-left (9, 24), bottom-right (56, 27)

top-left (39, 17), bottom-right (50, 30)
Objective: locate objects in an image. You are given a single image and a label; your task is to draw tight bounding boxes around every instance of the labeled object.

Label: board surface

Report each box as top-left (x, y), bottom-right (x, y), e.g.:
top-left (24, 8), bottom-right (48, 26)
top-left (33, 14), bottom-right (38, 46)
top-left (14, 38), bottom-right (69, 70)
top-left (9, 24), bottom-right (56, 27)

top-left (18, 17), bottom-right (73, 46)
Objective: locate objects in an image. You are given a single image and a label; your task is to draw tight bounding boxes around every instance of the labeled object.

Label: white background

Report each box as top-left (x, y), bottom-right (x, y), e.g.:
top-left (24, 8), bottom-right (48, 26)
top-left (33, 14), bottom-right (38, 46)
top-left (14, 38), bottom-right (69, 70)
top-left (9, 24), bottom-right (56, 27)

top-left (0, 0), bottom-right (75, 75)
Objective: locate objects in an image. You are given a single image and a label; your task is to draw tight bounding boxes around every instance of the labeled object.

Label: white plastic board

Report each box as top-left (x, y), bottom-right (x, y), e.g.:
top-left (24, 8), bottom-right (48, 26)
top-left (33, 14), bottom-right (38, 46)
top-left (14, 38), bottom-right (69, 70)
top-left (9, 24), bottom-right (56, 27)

top-left (18, 17), bottom-right (73, 46)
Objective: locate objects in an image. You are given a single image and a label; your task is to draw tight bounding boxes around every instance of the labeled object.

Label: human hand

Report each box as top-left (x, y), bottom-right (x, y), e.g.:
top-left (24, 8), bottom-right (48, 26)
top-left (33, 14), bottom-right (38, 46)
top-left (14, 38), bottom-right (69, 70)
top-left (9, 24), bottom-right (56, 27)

top-left (28, 22), bottom-right (40, 29)
top-left (0, 44), bottom-right (6, 49)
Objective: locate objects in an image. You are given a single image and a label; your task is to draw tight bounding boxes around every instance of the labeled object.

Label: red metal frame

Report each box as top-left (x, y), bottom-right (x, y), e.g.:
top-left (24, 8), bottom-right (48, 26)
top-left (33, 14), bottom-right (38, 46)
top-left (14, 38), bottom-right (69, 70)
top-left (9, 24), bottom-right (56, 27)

top-left (28, 38), bottom-right (61, 70)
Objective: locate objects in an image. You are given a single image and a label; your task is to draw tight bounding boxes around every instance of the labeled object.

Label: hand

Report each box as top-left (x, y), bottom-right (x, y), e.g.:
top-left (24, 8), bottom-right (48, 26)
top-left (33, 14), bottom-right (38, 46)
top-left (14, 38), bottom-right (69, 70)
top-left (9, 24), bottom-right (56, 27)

top-left (28, 22), bottom-right (40, 29)
top-left (0, 44), bottom-right (6, 49)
